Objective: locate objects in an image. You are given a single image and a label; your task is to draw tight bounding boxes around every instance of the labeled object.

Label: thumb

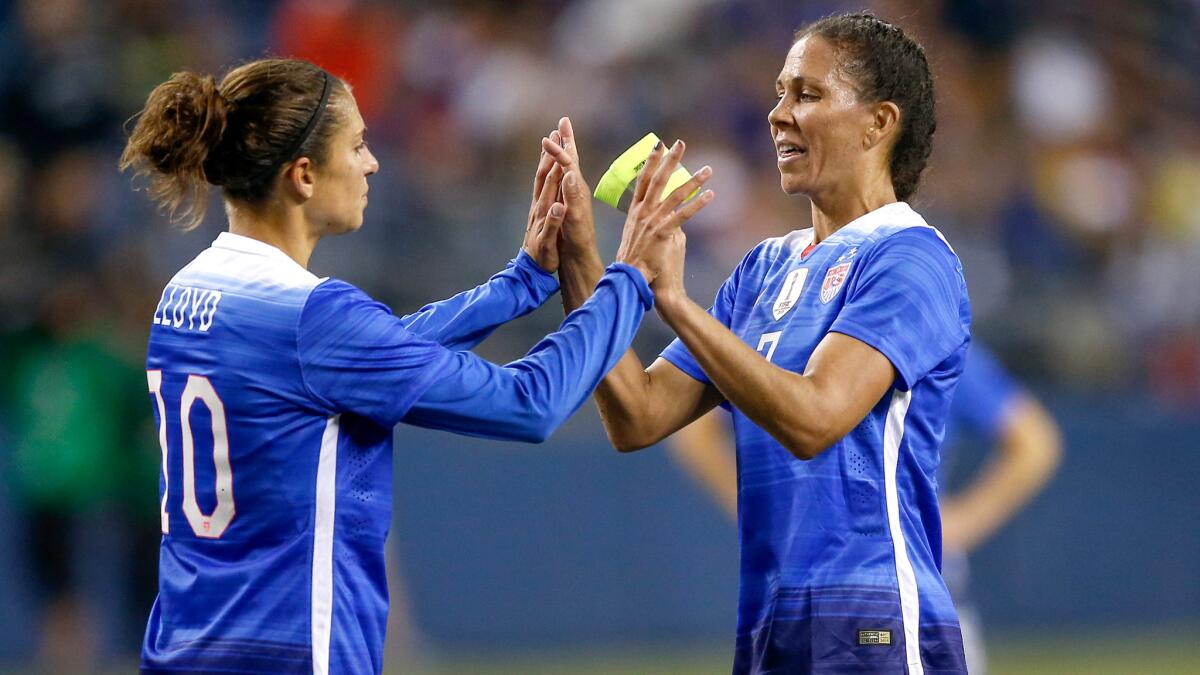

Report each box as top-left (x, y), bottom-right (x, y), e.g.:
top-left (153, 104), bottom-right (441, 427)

top-left (562, 171), bottom-right (588, 205)
top-left (546, 202), bottom-right (566, 231)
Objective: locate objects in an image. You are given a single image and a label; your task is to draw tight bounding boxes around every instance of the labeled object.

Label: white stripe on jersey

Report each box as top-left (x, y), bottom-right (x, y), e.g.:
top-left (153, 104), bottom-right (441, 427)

top-left (312, 415), bottom-right (340, 675)
top-left (884, 389), bottom-right (924, 675)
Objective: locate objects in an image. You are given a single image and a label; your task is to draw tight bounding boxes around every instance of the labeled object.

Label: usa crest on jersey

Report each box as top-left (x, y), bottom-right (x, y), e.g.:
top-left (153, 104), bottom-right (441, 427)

top-left (820, 262), bottom-right (851, 304)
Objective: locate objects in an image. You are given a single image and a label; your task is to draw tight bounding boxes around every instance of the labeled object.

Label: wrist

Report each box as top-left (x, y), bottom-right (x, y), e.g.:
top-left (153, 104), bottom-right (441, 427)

top-left (619, 262), bottom-right (653, 285)
top-left (560, 233), bottom-right (599, 259)
top-left (654, 285), bottom-right (691, 319)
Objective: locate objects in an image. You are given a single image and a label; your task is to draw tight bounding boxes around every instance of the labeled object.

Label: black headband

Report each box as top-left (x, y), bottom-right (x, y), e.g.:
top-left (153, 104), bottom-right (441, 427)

top-left (284, 70), bottom-right (332, 162)
top-left (254, 70), bottom-right (332, 181)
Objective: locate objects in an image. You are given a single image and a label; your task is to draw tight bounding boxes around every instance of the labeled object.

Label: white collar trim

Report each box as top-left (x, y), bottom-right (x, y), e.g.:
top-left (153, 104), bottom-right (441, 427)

top-left (839, 201), bottom-right (924, 236)
top-left (213, 232), bottom-right (305, 267)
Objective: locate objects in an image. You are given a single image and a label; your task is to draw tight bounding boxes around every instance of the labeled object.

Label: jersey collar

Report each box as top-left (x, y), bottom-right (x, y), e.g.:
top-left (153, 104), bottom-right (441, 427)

top-left (837, 201), bottom-right (923, 237)
top-left (212, 232), bottom-right (305, 268)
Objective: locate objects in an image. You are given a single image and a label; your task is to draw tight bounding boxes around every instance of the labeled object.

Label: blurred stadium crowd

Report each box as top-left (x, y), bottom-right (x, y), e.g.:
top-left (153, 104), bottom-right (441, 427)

top-left (0, 0), bottom-right (1197, 669)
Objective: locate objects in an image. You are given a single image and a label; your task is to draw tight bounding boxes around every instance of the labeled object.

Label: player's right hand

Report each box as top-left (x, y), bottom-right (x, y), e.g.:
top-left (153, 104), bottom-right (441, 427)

top-left (523, 136), bottom-right (566, 273)
top-left (613, 139), bottom-right (713, 284)
top-left (541, 117), bottom-right (598, 257)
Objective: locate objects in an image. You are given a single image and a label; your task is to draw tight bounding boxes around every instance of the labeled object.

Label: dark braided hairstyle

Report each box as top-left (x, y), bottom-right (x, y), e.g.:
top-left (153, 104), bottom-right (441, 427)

top-left (796, 13), bottom-right (936, 201)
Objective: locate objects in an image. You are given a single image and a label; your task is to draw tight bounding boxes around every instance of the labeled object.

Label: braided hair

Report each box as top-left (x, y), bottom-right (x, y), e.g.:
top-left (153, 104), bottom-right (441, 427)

top-left (796, 13), bottom-right (936, 201)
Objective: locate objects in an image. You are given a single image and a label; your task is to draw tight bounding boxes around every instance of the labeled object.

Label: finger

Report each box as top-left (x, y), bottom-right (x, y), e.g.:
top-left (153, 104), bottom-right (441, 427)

top-left (665, 188), bottom-right (715, 229)
top-left (558, 117), bottom-right (579, 162)
top-left (541, 136), bottom-right (575, 171)
top-left (632, 141), bottom-right (667, 206)
top-left (646, 139), bottom-right (685, 207)
top-left (655, 165), bottom-right (712, 217)
top-left (543, 202), bottom-right (565, 238)
top-left (561, 169), bottom-right (591, 210)
top-left (532, 138), bottom-right (555, 199)
top-left (536, 163), bottom-right (564, 218)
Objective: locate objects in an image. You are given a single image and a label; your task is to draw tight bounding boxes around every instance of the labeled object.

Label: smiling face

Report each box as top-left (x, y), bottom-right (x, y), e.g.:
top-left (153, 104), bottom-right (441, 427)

top-left (769, 35), bottom-right (879, 198)
top-left (304, 95), bottom-right (379, 236)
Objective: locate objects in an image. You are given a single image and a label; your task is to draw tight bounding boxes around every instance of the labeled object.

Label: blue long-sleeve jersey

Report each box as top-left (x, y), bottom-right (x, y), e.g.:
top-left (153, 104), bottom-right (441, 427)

top-left (141, 232), bottom-right (651, 674)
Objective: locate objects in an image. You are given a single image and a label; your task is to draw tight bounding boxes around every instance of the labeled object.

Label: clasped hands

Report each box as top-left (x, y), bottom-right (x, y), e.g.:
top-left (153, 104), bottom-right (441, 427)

top-left (521, 116), bottom-right (713, 307)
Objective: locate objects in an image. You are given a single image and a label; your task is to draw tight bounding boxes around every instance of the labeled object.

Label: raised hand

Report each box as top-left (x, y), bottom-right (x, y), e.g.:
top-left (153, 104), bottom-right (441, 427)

top-left (614, 139), bottom-right (713, 285)
top-left (540, 117), bottom-right (598, 257)
top-left (522, 136), bottom-right (567, 272)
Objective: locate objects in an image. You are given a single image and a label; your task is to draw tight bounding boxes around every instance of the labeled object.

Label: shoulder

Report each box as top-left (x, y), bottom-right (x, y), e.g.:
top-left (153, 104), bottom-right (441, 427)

top-left (852, 204), bottom-right (960, 265)
top-left (301, 278), bottom-right (396, 326)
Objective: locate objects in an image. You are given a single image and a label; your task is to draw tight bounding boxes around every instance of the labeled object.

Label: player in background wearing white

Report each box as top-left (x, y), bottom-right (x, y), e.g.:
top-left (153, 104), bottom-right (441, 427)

top-left (666, 344), bottom-right (1063, 673)
top-left (545, 13), bottom-right (971, 673)
top-left (120, 58), bottom-right (712, 674)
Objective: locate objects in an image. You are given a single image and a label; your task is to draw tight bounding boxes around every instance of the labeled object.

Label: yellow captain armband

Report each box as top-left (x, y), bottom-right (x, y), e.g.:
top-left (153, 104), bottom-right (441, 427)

top-left (593, 132), bottom-right (698, 212)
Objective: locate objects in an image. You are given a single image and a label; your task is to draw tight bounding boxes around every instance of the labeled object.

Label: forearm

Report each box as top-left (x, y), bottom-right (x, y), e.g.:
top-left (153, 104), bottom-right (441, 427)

top-left (558, 244), bottom-right (605, 314)
top-left (657, 294), bottom-right (834, 459)
top-left (403, 264), bottom-right (651, 442)
top-left (401, 251), bottom-right (558, 350)
top-left (558, 244), bottom-right (663, 449)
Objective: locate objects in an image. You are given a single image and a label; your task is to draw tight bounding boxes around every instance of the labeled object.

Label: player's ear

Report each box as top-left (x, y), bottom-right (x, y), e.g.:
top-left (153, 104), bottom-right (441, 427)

top-left (863, 101), bottom-right (900, 151)
top-left (282, 157), bottom-right (316, 201)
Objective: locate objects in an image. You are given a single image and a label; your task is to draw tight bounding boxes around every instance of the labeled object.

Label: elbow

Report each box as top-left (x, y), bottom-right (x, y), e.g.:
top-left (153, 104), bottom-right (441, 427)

top-left (507, 404), bottom-right (561, 444)
top-left (522, 412), bottom-right (564, 444)
top-left (1014, 399), bottom-right (1066, 481)
top-left (603, 424), bottom-right (656, 453)
top-left (783, 438), bottom-right (828, 461)
top-left (514, 419), bottom-right (555, 444)
top-left (1033, 416), bottom-right (1065, 479)
top-left (777, 424), bottom-right (837, 462)
top-left (611, 435), bottom-right (653, 453)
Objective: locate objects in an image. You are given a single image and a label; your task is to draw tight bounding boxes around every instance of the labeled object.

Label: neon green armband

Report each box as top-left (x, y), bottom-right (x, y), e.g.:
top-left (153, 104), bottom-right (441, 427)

top-left (594, 132), bottom-right (697, 212)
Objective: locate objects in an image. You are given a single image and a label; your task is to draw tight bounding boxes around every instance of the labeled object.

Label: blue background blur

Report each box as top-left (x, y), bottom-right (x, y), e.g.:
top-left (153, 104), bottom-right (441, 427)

top-left (0, 0), bottom-right (1197, 671)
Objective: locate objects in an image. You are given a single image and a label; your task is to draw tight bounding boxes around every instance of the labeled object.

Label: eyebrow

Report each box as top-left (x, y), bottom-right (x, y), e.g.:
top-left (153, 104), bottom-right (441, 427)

top-left (776, 75), bottom-right (813, 89)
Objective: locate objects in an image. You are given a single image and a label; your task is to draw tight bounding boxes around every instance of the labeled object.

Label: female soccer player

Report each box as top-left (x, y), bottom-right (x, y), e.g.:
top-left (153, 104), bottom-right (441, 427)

top-left (120, 58), bottom-right (711, 673)
top-left (545, 13), bottom-right (971, 674)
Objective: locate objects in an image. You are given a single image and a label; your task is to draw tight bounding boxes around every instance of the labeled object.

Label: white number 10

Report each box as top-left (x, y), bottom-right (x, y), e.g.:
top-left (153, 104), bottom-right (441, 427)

top-left (147, 371), bottom-right (236, 539)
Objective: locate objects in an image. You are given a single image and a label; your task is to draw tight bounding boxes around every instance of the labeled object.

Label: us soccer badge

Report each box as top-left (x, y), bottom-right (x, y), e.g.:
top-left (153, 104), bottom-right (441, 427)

top-left (772, 268), bottom-right (809, 320)
top-left (820, 262), bottom-right (851, 304)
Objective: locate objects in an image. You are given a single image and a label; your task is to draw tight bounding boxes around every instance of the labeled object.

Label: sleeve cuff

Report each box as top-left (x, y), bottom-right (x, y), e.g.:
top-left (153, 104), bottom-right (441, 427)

top-left (604, 263), bottom-right (655, 309)
top-left (513, 249), bottom-right (560, 298)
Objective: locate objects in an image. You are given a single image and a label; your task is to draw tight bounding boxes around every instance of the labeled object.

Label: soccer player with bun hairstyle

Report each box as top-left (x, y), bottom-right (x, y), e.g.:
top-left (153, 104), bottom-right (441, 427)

top-left (544, 13), bottom-right (970, 673)
top-left (122, 58), bottom-right (711, 673)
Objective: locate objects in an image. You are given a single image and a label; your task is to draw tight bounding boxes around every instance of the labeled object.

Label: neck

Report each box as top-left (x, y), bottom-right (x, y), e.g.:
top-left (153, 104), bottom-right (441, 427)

top-left (808, 172), bottom-right (897, 243)
top-left (226, 200), bottom-right (318, 268)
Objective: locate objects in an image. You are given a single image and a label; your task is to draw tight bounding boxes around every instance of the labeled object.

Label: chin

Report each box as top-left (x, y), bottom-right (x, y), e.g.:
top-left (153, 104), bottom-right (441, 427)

top-left (779, 175), bottom-right (810, 196)
top-left (325, 217), bottom-right (364, 237)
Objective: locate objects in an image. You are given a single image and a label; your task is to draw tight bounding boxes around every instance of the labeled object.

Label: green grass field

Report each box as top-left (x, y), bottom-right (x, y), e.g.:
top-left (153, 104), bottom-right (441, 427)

top-left (409, 629), bottom-right (1200, 675)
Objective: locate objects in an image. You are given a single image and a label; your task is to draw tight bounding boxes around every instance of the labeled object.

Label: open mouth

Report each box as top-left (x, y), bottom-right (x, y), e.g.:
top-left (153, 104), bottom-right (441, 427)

top-left (776, 143), bottom-right (807, 160)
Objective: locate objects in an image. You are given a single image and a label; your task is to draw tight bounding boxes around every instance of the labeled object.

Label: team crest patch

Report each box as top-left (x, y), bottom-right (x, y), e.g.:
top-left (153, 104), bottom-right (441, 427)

top-left (820, 262), bottom-right (851, 304)
top-left (772, 268), bottom-right (809, 320)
